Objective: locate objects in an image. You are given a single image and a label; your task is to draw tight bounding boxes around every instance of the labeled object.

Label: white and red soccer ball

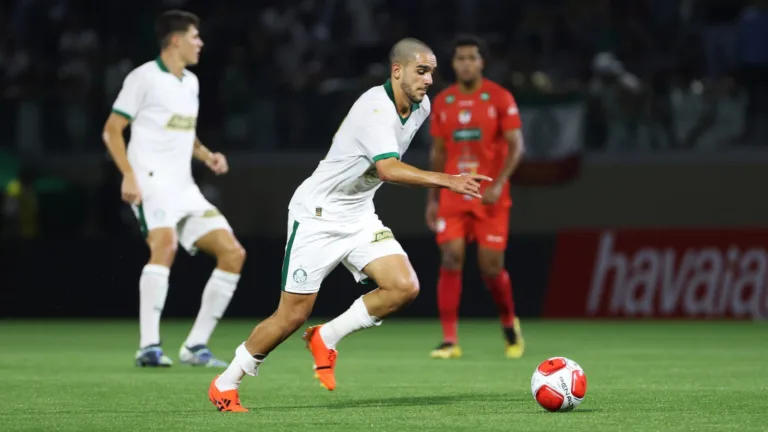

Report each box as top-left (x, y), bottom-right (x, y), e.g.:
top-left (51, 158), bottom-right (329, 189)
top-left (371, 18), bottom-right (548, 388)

top-left (530, 357), bottom-right (587, 412)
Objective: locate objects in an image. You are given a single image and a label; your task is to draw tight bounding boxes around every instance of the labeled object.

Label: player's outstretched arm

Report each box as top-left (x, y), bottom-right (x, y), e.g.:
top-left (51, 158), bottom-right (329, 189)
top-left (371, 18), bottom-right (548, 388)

top-left (375, 158), bottom-right (491, 199)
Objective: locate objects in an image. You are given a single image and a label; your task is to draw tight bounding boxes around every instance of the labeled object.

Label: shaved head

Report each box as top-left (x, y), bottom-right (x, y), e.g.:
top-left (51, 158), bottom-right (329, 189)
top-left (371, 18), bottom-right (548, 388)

top-left (388, 38), bottom-right (437, 107)
top-left (389, 38), bottom-right (433, 67)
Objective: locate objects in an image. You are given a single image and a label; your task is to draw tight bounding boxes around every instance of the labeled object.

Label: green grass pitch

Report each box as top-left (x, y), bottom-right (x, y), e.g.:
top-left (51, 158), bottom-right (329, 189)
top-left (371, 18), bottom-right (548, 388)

top-left (1, 319), bottom-right (766, 431)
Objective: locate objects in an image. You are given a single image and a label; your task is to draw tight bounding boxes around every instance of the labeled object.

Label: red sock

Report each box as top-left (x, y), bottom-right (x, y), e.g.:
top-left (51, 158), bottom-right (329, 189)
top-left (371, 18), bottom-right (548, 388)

top-left (437, 268), bottom-right (462, 344)
top-left (483, 270), bottom-right (516, 327)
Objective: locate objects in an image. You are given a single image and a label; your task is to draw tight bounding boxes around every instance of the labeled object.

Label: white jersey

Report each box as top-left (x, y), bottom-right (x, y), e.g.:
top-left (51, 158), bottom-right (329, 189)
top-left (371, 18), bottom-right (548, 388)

top-left (112, 58), bottom-right (199, 191)
top-left (289, 79), bottom-right (431, 222)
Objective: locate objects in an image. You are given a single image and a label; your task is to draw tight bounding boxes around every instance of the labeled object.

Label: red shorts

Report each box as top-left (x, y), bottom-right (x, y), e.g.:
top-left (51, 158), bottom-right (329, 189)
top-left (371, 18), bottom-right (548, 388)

top-left (435, 204), bottom-right (510, 250)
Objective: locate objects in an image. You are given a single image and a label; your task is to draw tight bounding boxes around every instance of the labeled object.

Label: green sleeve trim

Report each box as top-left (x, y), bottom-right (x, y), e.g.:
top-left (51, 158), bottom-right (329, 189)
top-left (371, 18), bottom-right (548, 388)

top-left (372, 152), bottom-right (400, 162)
top-left (112, 108), bottom-right (133, 122)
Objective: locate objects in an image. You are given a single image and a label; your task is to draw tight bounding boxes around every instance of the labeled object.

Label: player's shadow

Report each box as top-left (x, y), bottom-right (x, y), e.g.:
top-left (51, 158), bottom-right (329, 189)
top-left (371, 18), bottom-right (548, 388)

top-left (266, 392), bottom-right (523, 410)
top-left (534, 408), bottom-right (596, 414)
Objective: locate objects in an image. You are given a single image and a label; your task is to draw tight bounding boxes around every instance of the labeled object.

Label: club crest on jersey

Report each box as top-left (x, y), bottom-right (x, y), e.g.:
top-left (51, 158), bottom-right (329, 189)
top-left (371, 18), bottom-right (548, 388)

top-left (372, 229), bottom-right (394, 243)
top-left (165, 114), bottom-right (197, 131)
top-left (458, 109), bottom-right (472, 125)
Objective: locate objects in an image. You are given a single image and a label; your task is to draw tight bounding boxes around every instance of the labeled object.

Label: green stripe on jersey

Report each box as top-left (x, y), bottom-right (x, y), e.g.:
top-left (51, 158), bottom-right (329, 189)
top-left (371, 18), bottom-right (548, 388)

top-left (112, 108), bottom-right (133, 122)
top-left (372, 152), bottom-right (399, 162)
top-left (280, 220), bottom-right (300, 291)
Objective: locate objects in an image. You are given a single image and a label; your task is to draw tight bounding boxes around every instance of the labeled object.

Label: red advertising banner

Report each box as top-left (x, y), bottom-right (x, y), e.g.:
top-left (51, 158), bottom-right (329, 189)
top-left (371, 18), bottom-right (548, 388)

top-left (544, 230), bottom-right (768, 320)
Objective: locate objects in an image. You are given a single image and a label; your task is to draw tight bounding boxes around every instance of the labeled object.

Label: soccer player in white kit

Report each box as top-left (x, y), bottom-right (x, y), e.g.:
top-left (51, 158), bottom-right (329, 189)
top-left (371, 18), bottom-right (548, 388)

top-left (207, 38), bottom-right (491, 412)
top-left (102, 11), bottom-right (245, 368)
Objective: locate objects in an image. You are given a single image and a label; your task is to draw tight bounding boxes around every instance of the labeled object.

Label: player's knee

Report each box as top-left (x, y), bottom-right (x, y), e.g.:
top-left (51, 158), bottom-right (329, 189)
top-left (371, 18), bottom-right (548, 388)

top-left (279, 306), bottom-right (311, 331)
top-left (478, 254), bottom-right (504, 278)
top-left (440, 248), bottom-right (465, 270)
top-left (149, 238), bottom-right (177, 266)
top-left (387, 273), bottom-right (420, 303)
top-left (275, 294), bottom-right (314, 331)
top-left (285, 311), bottom-right (308, 331)
top-left (218, 242), bottom-right (246, 271)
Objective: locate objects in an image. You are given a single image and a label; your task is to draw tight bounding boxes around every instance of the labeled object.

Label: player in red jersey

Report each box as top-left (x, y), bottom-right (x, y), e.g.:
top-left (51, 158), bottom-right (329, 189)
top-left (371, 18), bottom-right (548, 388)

top-left (426, 35), bottom-right (525, 359)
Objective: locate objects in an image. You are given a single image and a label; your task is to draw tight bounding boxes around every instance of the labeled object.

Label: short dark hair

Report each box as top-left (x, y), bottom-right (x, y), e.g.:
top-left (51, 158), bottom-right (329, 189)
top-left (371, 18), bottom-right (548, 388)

top-left (155, 10), bottom-right (200, 48)
top-left (451, 34), bottom-right (488, 60)
top-left (389, 38), bottom-right (432, 67)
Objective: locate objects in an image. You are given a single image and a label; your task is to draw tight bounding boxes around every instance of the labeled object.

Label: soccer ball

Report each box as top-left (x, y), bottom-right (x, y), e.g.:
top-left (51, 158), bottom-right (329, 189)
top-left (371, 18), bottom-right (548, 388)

top-left (530, 357), bottom-right (587, 412)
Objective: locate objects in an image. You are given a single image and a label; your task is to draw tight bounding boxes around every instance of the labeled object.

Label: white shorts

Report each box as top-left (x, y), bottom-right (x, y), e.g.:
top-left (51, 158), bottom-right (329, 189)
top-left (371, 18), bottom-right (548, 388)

top-left (131, 183), bottom-right (232, 255)
top-left (281, 211), bottom-right (407, 294)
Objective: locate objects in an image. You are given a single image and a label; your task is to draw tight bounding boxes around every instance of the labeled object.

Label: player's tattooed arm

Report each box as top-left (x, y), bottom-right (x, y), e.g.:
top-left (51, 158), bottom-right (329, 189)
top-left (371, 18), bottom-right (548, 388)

top-left (194, 137), bottom-right (229, 175)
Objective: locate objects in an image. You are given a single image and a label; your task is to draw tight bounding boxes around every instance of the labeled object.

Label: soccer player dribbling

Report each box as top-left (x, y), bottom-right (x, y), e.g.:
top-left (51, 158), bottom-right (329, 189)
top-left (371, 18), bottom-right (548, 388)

top-left (426, 35), bottom-right (526, 360)
top-left (208, 38), bottom-right (492, 412)
top-left (102, 10), bottom-right (244, 368)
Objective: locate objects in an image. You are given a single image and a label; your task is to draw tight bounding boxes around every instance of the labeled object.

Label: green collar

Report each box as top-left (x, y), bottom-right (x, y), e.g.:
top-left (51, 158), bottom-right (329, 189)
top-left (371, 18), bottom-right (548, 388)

top-left (383, 79), bottom-right (419, 125)
top-left (156, 56), bottom-right (185, 81)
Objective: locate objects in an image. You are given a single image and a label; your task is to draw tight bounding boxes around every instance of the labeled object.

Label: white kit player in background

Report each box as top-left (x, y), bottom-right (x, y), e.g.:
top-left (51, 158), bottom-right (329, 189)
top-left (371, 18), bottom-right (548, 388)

top-left (102, 10), bottom-right (246, 368)
top-left (207, 38), bottom-right (492, 413)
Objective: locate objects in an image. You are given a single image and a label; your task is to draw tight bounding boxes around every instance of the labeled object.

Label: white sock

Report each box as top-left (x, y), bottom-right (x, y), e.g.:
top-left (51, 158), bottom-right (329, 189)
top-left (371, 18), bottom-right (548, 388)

top-left (184, 269), bottom-right (240, 347)
top-left (215, 342), bottom-right (264, 391)
top-left (139, 264), bottom-right (170, 348)
top-left (319, 296), bottom-right (381, 349)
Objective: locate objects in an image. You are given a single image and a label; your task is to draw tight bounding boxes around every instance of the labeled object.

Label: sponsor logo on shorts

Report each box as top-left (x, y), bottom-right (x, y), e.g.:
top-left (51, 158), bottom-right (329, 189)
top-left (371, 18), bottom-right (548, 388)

top-left (372, 229), bottom-right (394, 243)
top-left (292, 268), bottom-right (307, 285)
top-left (203, 209), bottom-right (221, 218)
top-left (486, 235), bottom-right (504, 243)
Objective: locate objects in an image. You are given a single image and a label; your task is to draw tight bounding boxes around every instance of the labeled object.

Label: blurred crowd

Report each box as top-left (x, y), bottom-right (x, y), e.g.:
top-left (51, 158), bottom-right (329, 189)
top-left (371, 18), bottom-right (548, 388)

top-left (1, 0), bottom-right (767, 157)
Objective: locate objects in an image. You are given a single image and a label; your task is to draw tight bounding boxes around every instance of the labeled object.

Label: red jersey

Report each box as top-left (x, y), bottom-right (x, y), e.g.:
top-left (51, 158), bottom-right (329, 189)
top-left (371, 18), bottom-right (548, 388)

top-left (430, 79), bottom-right (522, 210)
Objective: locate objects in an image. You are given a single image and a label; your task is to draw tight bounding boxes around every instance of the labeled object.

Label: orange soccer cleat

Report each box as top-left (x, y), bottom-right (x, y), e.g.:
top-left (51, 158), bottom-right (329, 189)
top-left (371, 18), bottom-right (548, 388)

top-left (208, 376), bottom-right (248, 412)
top-left (303, 325), bottom-right (337, 391)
